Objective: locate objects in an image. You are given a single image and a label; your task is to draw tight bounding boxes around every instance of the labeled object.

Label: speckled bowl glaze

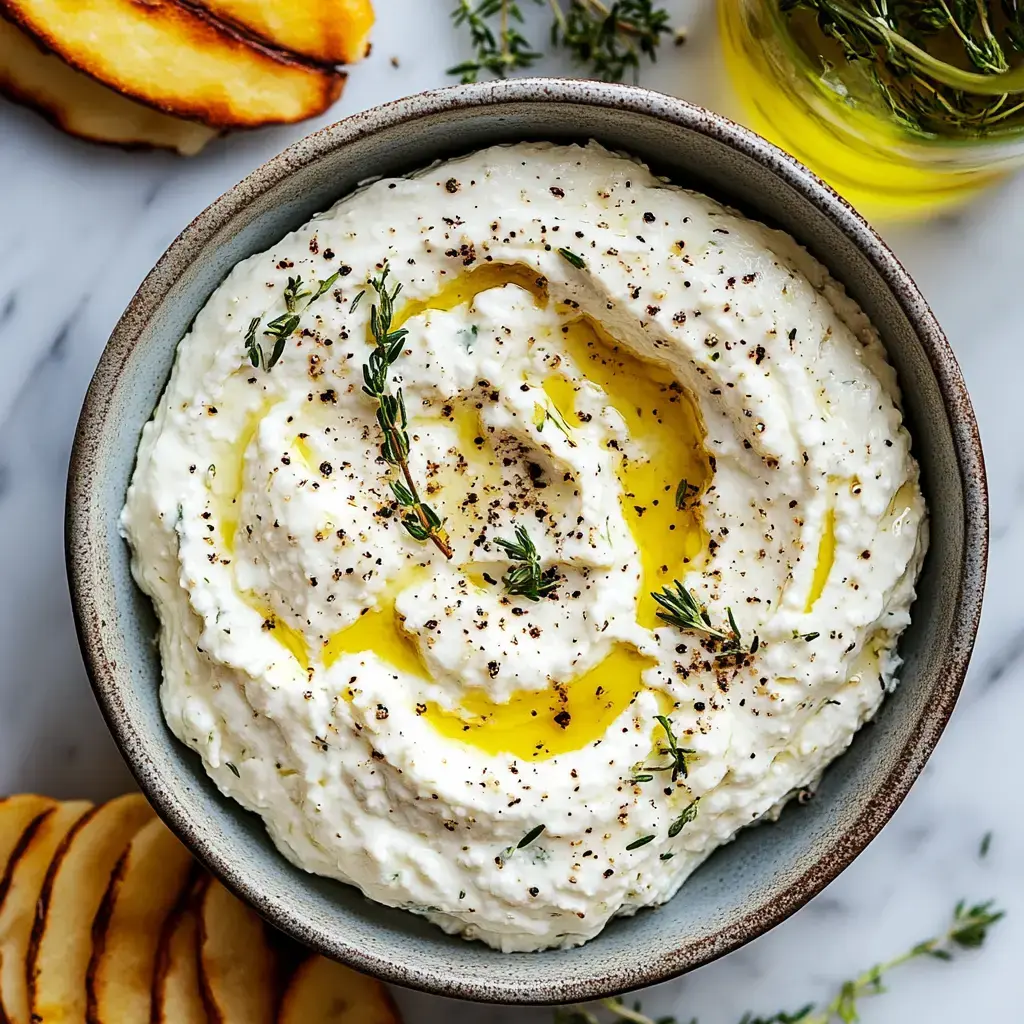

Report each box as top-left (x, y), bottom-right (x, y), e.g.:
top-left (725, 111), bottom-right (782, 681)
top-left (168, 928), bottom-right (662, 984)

top-left (67, 79), bottom-right (987, 1004)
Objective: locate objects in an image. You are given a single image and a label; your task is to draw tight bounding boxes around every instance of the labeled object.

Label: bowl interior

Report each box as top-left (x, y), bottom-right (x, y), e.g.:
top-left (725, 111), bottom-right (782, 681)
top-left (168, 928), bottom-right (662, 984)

top-left (68, 83), bottom-right (984, 1004)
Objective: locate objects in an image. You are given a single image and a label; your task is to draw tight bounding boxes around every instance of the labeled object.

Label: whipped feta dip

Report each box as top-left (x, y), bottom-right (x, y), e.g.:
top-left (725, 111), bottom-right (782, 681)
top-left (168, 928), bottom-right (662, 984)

top-left (122, 141), bottom-right (927, 952)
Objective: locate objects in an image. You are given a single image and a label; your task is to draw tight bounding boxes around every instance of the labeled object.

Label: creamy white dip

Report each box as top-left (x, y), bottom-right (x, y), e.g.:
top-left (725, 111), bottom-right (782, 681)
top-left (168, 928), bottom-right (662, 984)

top-left (122, 141), bottom-right (927, 952)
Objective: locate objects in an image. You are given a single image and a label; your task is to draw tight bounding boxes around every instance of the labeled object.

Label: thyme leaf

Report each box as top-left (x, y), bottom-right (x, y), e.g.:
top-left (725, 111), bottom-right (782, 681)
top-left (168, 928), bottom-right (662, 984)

top-left (518, 823), bottom-right (547, 848)
top-left (667, 797), bottom-right (699, 838)
top-left (534, 401), bottom-right (578, 446)
top-left (310, 269), bottom-right (342, 302)
top-left (650, 714), bottom-right (694, 782)
top-left (625, 834), bottom-right (655, 851)
top-left (244, 317), bottom-right (262, 369)
top-left (243, 312), bottom-right (301, 372)
top-left (557, 246), bottom-right (587, 269)
top-left (674, 478), bottom-right (698, 510)
top-left (283, 275), bottom-right (311, 313)
top-left (980, 831), bottom-right (993, 858)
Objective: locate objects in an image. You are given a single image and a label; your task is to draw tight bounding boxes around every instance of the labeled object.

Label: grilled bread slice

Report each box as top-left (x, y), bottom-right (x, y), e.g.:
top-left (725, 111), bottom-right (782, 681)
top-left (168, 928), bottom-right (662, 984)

top-left (26, 794), bottom-right (153, 1024)
top-left (198, 879), bottom-right (277, 1024)
top-left (0, 15), bottom-right (217, 154)
top-left (0, 0), bottom-right (344, 128)
top-left (190, 0), bottom-right (374, 64)
top-left (0, 802), bottom-right (93, 1024)
top-left (278, 955), bottom-right (400, 1024)
top-left (86, 818), bottom-right (196, 1024)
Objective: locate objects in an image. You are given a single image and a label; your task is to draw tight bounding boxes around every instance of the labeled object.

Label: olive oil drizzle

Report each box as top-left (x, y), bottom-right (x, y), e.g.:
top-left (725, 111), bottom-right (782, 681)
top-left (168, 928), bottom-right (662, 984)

top-left (217, 264), bottom-right (711, 760)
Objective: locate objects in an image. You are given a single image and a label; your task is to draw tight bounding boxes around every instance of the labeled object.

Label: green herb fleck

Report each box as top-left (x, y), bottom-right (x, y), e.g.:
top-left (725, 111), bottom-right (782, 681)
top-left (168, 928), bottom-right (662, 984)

top-left (534, 400), bottom-right (578, 446)
top-left (518, 824), bottom-right (547, 848)
top-left (246, 312), bottom-right (300, 372)
top-left (244, 317), bottom-right (263, 369)
top-left (557, 247), bottom-right (587, 270)
top-left (674, 478), bottom-right (698, 510)
top-left (625, 834), bottom-right (655, 851)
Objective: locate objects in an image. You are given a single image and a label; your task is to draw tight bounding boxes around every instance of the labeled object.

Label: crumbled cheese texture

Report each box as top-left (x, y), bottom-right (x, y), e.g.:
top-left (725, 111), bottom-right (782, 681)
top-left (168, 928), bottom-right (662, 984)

top-left (122, 141), bottom-right (928, 952)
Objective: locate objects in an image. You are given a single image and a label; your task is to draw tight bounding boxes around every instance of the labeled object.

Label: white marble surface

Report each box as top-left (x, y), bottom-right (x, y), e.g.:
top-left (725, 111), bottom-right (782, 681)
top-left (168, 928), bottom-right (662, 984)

top-left (0, 1), bottom-right (1020, 1019)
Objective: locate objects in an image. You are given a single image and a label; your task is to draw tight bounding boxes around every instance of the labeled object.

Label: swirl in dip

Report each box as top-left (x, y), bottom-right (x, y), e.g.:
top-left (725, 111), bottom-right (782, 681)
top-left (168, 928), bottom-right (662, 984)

top-left (122, 142), bottom-right (927, 952)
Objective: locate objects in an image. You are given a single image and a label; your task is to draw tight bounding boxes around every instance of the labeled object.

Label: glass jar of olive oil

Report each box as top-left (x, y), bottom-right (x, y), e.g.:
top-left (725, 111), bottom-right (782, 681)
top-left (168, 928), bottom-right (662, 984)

top-left (720, 0), bottom-right (1024, 220)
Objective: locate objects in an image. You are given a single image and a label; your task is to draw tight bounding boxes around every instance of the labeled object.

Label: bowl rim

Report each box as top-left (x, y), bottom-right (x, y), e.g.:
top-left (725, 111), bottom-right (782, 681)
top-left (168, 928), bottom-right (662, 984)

top-left (66, 77), bottom-right (988, 1004)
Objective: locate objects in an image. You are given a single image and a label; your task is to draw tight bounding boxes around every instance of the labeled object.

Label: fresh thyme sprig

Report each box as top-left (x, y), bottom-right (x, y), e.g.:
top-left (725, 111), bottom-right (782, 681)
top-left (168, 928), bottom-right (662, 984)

top-left (631, 714), bottom-right (695, 784)
top-left (448, 0), bottom-right (541, 82)
top-left (245, 313), bottom-right (301, 372)
top-left (738, 899), bottom-right (1007, 1024)
top-left (495, 525), bottom-right (560, 600)
top-left (362, 264), bottom-right (453, 559)
top-left (780, 0), bottom-right (1024, 136)
top-left (554, 897), bottom-right (1005, 1024)
top-left (449, 0), bottom-right (676, 84)
top-left (549, 0), bottom-right (675, 83)
top-left (652, 581), bottom-right (759, 656)
top-left (243, 268), bottom-right (341, 372)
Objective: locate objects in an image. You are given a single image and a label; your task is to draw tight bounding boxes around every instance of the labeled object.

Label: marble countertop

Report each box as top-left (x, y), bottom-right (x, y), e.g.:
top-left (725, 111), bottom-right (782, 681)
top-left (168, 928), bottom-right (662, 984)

top-left (0, 1), bottom-right (1019, 1019)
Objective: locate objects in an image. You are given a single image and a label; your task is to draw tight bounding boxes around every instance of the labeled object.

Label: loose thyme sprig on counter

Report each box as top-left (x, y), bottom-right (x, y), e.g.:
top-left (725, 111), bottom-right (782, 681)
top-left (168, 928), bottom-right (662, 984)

top-left (554, 897), bottom-right (1005, 1024)
top-left (449, 0), bottom-right (676, 84)
top-left (652, 581), bottom-right (759, 657)
top-left (361, 264), bottom-right (453, 560)
top-left (449, 0), bottom-right (541, 81)
top-left (549, 0), bottom-right (675, 83)
top-left (495, 525), bottom-right (560, 601)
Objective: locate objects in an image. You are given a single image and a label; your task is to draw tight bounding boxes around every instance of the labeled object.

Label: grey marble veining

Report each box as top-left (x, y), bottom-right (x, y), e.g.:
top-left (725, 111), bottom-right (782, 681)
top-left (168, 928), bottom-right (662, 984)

top-left (0, 1), bottom-right (1020, 1019)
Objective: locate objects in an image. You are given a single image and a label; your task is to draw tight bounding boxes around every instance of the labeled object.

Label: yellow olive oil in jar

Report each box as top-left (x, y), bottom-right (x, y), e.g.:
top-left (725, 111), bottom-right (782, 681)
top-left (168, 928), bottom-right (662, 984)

top-left (720, 0), bottom-right (1024, 220)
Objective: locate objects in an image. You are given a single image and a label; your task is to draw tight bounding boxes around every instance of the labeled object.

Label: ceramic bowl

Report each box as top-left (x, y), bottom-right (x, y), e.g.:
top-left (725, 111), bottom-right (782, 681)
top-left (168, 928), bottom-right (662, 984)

top-left (66, 79), bottom-right (987, 1004)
